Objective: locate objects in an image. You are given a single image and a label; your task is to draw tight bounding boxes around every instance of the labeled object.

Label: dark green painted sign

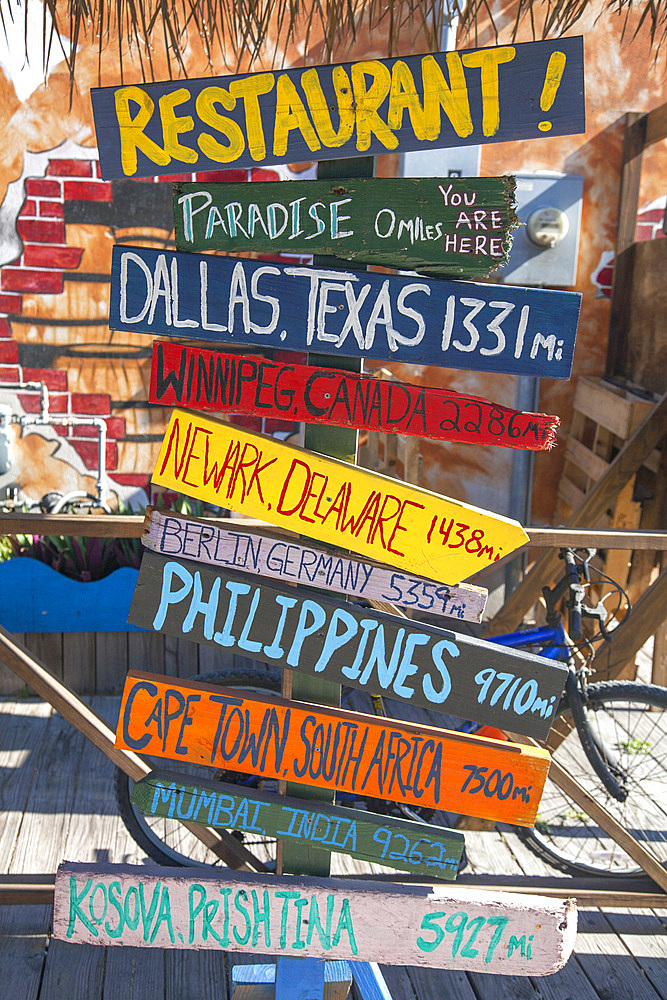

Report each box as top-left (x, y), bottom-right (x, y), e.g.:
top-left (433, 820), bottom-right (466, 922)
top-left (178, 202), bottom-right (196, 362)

top-left (173, 177), bottom-right (517, 278)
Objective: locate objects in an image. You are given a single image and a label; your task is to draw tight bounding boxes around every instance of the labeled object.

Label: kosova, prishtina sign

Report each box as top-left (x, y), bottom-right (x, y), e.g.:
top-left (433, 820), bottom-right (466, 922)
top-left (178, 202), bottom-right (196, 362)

top-left (111, 246), bottom-right (581, 380)
top-left (128, 552), bottom-right (566, 740)
top-left (142, 508), bottom-right (488, 623)
top-left (55, 863), bottom-right (577, 975)
top-left (151, 410), bottom-right (529, 583)
top-left (131, 769), bottom-right (465, 878)
top-left (173, 177), bottom-right (517, 278)
top-left (151, 342), bottom-right (560, 451)
top-left (115, 670), bottom-right (551, 824)
top-left (91, 37), bottom-right (585, 179)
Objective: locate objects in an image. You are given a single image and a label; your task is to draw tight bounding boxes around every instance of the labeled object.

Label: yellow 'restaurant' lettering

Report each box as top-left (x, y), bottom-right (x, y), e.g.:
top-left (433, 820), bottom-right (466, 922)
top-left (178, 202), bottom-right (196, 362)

top-left (115, 51), bottom-right (515, 174)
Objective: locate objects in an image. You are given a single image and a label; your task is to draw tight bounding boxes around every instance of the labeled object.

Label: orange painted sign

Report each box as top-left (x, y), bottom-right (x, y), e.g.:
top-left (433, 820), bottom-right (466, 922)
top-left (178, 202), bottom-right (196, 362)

top-left (115, 671), bottom-right (551, 826)
top-left (151, 410), bottom-right (529, 583)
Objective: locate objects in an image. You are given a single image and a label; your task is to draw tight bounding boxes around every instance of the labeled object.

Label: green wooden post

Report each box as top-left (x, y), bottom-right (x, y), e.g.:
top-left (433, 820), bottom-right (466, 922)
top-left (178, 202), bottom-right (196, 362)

top-left (280, 155), bottom-right (374, 879)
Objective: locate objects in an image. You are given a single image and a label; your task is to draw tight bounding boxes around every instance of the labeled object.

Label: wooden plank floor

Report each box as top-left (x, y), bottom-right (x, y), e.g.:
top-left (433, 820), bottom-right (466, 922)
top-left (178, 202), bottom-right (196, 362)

top-left (0, 694), bottom-right (664, 1000)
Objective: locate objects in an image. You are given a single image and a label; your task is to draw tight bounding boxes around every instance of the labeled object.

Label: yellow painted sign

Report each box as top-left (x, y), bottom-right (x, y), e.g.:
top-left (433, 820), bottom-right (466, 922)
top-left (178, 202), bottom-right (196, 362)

top-left (152, 410), bottom-right (528, 583)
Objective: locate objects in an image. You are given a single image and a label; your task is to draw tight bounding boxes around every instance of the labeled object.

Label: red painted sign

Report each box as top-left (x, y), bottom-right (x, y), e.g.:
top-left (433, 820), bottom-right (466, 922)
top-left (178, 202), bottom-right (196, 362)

top-left (150, 342), bottom-right (559, 450)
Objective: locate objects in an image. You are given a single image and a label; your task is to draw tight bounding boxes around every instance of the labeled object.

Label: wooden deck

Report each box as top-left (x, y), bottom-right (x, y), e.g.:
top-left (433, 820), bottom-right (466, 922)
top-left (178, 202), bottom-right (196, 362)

top-left (0, 694), bottom-right (665, 1000)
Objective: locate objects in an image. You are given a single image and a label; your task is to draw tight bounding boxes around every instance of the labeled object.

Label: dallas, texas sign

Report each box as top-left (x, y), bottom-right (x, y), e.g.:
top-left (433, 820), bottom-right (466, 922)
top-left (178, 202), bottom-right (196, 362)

top-left (55, 863), bottom-right (577, 975)
top-left (91, 38), bottom-right (585, 178)
top-left (173, 176), bottom-right (517, 277)
top-left (111, 245), bottom-right (581, 379)
top-left (128, 551), bottom-right (567, 740)
top-left (131, 769), bottom-right (465, 878)
top-left (115, 671), bottom-right (551, 824)
top-left (151, 410), bottom-right (530, 583)
top-left (150, 341), bottom-right (560, 450)
top-left (142, 509), bottom-right (489, 623)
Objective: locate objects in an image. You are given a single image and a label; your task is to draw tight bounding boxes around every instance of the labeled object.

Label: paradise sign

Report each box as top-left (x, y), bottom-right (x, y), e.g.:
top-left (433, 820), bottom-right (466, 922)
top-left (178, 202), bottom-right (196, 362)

top-left (128, 551), bottom-right (567, 739)
top-left (55, 863), bottom-right (577, 975)
top-left (173, 176), bottom-right (517, 277)
top-left (91, 38), bottom-right (585, 179)
top-left (150, 341), bottom-right (560, 450)
top-left (131, 769), bottom-right (465, 878)
top-left (142, 508), bottom-right (488, 623)
top-left (115, 671), bottom-right (551, 825)
top-left (151, 409), bottom-right (530, 582)
top-left (111, 245), bottom-right (581, 379)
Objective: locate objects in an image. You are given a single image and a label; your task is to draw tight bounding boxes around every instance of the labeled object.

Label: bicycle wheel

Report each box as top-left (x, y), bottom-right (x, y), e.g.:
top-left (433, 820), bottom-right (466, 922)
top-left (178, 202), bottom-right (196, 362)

top-left (115, 663), bottom-right (283, 869)
top-left (518, 681), bottom-right (667, 876)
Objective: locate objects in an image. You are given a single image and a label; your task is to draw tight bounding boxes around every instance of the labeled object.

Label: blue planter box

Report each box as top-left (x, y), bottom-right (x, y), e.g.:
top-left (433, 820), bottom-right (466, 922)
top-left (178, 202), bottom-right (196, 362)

top-left (0, 559), bottom-right (145, 632)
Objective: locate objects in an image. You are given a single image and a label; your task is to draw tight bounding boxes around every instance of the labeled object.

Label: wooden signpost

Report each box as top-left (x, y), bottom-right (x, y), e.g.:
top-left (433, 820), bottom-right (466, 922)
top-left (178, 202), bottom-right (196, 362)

top-left (150, 342), bottom-right (560, 450)
top-left (111, 245), bottom-right (581, 380)
top-left (128, 551), bottom-right (567, 740)
top-left (151, 409), bottom-right (530, 583)
top-left (54, 862), bottom-right (577, 975)
top-left (90, 37), bottom-right (585, 179)
top-left (115, 670), bottom-right (551, 825)
top-left (142, 508), bottom-right (488, 622)
top-left (173, 177), bottom-right (517, 277)
top-left (131, 768), bottom-right (465, 878)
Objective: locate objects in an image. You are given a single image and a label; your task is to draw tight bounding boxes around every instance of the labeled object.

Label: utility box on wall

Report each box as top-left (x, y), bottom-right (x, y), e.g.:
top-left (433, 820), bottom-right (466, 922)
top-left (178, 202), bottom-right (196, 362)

top-left (500, 173), bottom-right (584, 288)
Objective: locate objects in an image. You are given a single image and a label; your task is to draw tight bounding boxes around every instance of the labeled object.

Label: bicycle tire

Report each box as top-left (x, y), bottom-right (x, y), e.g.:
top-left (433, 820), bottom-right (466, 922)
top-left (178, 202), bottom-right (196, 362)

top-left (114, 663), bottom-right (282, 868)
top-left (517, 681), bottom-right (667, 877)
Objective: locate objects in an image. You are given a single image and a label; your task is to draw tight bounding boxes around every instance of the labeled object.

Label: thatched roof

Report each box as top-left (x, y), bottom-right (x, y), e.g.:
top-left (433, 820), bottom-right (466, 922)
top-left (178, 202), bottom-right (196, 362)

top-left (7, 0), bottom-right (667, 85)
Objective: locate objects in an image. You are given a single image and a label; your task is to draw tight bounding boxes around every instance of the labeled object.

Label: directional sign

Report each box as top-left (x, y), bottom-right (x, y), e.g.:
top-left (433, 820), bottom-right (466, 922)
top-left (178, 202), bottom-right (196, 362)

top-left (131, 769), bottom-right (465, 878)
top-left (112, 245), bottom-right (581, 379)
top-left (91, 37), bottom-right (585, 179)
top-left (115, 670), bottom-right (551, 824)
top-left (150, 341), bottom-right (560, 450)
top-left (55, 863), bottom-right (577, 974)
top-left (173, 177), bottom-right (517, 277)
top-left (142, 508), bottom-right (488, 622)
top-left (128, 551), bottom-right (566, 739)
top-left (151, 410), bottom-right (529, 583)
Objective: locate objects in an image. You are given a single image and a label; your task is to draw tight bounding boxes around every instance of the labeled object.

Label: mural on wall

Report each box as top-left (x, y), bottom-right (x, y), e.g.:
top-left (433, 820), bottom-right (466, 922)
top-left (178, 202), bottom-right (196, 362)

top-left (591, 196), bottom-right (666, 298)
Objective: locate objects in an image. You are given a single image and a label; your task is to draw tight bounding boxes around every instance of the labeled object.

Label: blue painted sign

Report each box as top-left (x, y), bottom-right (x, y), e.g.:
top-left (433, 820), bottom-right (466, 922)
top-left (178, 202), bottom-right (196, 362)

top-left (91, 38), bottom-right (585, 179)
top-left (110, 245), bottom-right (581, 379)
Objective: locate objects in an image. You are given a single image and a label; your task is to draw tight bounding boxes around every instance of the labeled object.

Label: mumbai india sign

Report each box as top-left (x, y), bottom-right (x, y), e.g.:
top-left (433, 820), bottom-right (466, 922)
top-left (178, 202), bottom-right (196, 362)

top-left (54, 863), bottom-right (577, 975)
top-left (150, 342), bottom-right (560, 450)
top-left (128, 552), bottom-right (566, 740)
top-left (131, 769), bottom-right (465, 878)
top-left (91, 37), bottom-right (585, 179)
top-left (142, 509), bottom-right (488, 622)
top-left (111, 245), bottom-right (581, 379)
top-left (115, 671), bottom-right (551, 824)
top-left (173, 177), bottom-right (517, 277)
top-left (151, 410), bottom-right (529, 583)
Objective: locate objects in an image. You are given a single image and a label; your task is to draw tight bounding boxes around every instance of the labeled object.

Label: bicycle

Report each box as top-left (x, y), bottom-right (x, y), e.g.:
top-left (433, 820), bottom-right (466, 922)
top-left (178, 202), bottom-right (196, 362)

top-left (114, 548), bottom-right (667, 878)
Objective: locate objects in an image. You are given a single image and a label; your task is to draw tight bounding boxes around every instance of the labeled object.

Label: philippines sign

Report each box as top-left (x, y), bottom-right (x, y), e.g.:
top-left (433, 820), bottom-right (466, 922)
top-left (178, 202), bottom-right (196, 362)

top-left (91, 38), bottom-right (585, 179)
top-left (112, 245), bottom-right (581, 379)
top-left (151, 410), bottom-right (530, 583)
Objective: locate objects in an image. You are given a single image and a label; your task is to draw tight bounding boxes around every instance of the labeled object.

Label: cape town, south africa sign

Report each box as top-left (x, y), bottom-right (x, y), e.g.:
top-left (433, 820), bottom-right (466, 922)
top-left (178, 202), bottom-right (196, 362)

top-left (55, 864), bottom-right (577, 975)
top-left (91, 38), bottom-right (585, 178)
top-left (111, 246), bottom-right (581, 379)
top-left (151, 410), bottom-right (529, 583)
top-left (173, 176), bottom-right (517, 277)
top-left (115, 671), bottom-right (551, 824)
top-left (128, 551), bottom-right (566, 738)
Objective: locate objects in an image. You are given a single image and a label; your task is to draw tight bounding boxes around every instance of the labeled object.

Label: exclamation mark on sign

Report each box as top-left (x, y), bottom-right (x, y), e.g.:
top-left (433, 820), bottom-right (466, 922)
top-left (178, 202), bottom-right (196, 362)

top-left (538, 51), bottom-right (567, 131)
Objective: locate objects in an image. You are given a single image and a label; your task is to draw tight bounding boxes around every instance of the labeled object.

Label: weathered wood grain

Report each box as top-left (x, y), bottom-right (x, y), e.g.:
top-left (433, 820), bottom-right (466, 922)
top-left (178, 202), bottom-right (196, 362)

top-left (53, 862), bottom-right (578, 975)
top-left (111, 246), bottom-right (581, 380)
top-left (150, 343), bottom-right (560, 451)
top-left (142, 509), bottom-right (487, 623)
top-left (91, 39), bottom-right (585, 179)
top-left (115, 670), bottom-right (551, 825)
top-left (128, 551), bottom-right (566, 739)
top-left (151, 410), bottom-right (529, 584)
top-left (131, 769), bottom-right (465, 877)
top-left (173, 177), bottom-right (517, 278)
